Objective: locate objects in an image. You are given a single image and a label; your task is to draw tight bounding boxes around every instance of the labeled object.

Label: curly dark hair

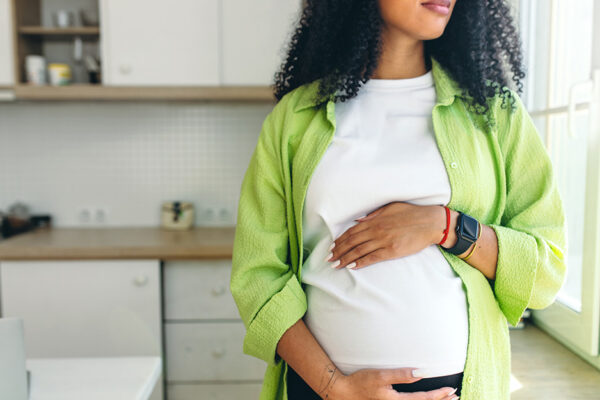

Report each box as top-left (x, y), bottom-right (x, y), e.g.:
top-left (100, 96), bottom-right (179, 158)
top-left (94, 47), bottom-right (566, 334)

top-left (273, 0), bottom-right (526, 122)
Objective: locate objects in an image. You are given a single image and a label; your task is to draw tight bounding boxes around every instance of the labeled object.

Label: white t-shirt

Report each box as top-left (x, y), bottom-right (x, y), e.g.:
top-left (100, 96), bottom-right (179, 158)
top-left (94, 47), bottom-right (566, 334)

top-left (300, 69), bottom-right (469, 378)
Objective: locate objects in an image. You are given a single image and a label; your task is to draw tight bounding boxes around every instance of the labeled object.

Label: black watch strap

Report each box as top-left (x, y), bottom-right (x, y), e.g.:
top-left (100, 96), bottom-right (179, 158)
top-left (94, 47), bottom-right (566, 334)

top-left (444, 211), bottom-right (479, 255)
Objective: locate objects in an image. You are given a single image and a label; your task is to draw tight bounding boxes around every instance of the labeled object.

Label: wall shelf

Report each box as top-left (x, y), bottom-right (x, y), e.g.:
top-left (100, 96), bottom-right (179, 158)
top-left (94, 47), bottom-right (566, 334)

top-left (8, 0), bottom-right (287, 101)
top-left (12, 84), bottom-right (276, 102)
top-left (18, 26), bottom-right (100, 36)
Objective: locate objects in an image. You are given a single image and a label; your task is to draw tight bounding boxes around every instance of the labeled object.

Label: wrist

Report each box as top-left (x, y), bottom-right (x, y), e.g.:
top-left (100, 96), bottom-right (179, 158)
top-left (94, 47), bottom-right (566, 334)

top-left (430, 205), bottom-right (459, 248)
top-left (321, 370), bottom-right (348, 399)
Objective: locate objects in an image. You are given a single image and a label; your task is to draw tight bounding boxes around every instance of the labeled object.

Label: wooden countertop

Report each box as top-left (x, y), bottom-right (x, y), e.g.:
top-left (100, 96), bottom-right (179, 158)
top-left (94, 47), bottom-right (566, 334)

top-left (0, 227), bottom-right (235, 260)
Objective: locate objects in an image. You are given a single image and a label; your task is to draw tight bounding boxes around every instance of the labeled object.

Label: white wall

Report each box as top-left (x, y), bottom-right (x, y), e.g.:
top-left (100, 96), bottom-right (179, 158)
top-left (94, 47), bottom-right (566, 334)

top-left (0, 101), bottom-right (272, 227)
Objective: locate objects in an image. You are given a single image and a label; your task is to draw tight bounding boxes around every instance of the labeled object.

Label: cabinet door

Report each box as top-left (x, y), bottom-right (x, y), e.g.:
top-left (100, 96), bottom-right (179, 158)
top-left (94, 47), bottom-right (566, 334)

top-left (0, 0), bottom-right (14, 86)
top-left (165, 322), bottom-right (266, 381)
top-left (221, 0), bottom-right (303, 85)
top-left (164, 260), bottom-right (240, 320)
top-left (167, 383), bottom-right (263, 400)
top-left (0, 260), bottom-right (162, 358)
top-left (99, 0), bottom-right (219, 86)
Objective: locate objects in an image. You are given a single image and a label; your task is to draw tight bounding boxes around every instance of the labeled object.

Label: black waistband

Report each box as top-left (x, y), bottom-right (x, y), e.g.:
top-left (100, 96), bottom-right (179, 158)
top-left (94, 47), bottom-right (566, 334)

top-left (286, 365), bottom-right (463, 400)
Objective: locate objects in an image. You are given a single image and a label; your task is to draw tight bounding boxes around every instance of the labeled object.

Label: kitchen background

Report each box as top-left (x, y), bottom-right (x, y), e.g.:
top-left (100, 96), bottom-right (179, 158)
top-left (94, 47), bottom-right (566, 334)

top-left (0, 0), bottom-right (287, 228)
top-left (0, 100), bottom-right (267, 226)
top-left (1, 0), bottom-right (600, 400)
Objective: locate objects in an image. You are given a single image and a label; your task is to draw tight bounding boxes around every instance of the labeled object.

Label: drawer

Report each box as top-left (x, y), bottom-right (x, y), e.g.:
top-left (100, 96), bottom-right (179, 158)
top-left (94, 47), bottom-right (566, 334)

top-left (164, 260), bottom-right (240, 320)
top-left (0, 260), bottom-right (161, 357)
top-left (167, 383), bottom-right (263, 400)
top-left (165, 321), bottom-right (266, 381)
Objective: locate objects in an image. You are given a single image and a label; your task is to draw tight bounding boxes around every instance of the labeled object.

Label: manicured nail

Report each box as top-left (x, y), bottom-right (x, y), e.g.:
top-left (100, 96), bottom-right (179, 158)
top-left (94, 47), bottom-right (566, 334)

top-left (346, 262), bottom-right (356, 269)
top-left (330, 260), bottom-right (340, 268)
top-left (451, 397), bottom-right (459, 400)
top-left (324, 252), bottom-right (333, 262)
top-left (447, 388), bottom-right (458, 396)
top-left (328, 242), bottom-right (335, 251)
top-left (412, 369), bottom-right (426, 377)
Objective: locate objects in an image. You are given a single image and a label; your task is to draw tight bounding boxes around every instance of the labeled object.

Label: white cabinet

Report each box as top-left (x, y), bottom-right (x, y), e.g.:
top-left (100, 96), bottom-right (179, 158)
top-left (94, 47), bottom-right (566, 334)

top-left (167, 383), bottom-right (262, 400)
top-left (164, 259), bottom-right (239, 320)
top-left (99, 0), bottom-right (219, 86)
top-left (164, 260), bottom-right (266, 400)
top-left (165, 322), bottom-right (265, 381)
top-left (0, 260), bottom-right (164, 400)
top-left (99, 0), bottom-right (302, 87)
top-left (221, 0), bottom-right (303, 85)
top-left (0, 0), bottom-right (14, 86)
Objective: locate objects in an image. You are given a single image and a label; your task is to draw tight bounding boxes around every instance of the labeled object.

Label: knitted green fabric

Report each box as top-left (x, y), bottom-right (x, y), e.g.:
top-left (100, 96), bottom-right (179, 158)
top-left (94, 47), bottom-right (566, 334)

top-left (230, 56), bottom-right (567, 400)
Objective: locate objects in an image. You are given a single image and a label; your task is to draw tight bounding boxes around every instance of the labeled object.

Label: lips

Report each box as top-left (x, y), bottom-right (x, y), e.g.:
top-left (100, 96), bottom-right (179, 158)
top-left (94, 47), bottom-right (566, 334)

top-left (421, 0), bottom-right (451, 7)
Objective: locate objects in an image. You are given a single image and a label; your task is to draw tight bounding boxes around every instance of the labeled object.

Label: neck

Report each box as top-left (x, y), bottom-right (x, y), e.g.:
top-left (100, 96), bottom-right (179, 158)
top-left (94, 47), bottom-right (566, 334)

top-left (370, 28), bottom-right (427, 79)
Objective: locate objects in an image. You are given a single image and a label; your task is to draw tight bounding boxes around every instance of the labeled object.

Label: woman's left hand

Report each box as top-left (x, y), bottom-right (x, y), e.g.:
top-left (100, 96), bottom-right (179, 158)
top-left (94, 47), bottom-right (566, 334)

top-left (327, 201), bottom-right (441, 270)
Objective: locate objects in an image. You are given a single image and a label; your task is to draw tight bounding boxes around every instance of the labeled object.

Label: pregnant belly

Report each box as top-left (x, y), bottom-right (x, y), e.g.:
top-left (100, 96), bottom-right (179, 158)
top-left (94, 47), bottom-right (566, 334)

top-left (301, 244), bottom-right (469, 377)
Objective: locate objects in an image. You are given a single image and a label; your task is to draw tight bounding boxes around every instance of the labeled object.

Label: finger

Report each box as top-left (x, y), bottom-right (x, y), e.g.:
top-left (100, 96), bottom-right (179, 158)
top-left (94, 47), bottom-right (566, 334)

top-left (355, 208), bottom-right (382, 221)
top-left (383, 387), bottom-right (460, 400)
top-left (407, 387), bottom-right (458, 400)
top-left (333, 239), bottom-right (383, 269)
top-left (329, 225), bottom-right (373, 263)
top-left (333, 219), bottom-right (371, 247)
top-left (349, 248), bottom-right (390, 270)
top-left (376, 368), bottom-right (424, 385)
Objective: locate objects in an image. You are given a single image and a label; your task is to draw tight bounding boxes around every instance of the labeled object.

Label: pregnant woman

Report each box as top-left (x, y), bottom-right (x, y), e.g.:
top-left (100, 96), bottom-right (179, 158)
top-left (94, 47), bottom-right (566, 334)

top-left (231, 1), bottom-right (567, 400)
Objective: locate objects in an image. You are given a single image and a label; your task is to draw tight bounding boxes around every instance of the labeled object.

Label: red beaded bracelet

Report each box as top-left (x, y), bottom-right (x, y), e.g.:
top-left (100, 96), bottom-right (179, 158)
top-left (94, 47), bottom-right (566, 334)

top-left (438, 205), bottom-right (451, 246)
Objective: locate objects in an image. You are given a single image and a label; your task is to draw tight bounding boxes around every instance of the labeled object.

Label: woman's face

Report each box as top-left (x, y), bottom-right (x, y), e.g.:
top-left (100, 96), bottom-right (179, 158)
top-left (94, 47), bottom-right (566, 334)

top-left (377, 0), bottom-right (456, 40)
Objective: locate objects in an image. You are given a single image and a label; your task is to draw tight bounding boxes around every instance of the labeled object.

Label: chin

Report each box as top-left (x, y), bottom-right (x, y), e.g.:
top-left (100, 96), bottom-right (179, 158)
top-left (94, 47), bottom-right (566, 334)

top-left (413, 27), bottom-right (448, 40)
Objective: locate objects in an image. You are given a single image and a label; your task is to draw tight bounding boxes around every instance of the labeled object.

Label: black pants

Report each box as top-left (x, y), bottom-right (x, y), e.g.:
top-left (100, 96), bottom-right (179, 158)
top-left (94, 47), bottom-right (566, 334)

top-left (286, 365), bottom-right (463, 399)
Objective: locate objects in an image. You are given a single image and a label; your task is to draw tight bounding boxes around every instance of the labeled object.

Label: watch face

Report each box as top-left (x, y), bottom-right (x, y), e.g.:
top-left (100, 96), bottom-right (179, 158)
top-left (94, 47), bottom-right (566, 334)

top-left (459, 213), bottom-right (479, 241)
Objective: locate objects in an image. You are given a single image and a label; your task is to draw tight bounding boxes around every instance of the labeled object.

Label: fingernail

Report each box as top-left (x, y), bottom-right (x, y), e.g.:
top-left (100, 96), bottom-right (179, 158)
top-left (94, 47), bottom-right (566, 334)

top-left (328, 242), bottom-right (335, 251)
top-left (346, 262), bottom-right (356, 269)
top-left (330, 260), bottom-right (340, 268)
top-left (447, 388), bottom-right (458, 396)
top-left (411, 369), bottom-right (426, 377)
top-left (324, 252), bottom-right (333, 262)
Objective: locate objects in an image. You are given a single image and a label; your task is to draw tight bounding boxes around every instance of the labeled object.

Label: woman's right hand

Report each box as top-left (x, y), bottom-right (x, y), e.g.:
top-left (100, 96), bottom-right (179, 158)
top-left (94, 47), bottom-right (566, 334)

top-left (327, 367), bottom-right (459, 400)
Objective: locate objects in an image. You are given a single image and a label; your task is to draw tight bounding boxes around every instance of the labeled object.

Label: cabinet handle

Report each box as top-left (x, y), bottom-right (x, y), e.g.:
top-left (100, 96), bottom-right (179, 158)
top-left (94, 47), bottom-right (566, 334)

top-left (133, 275), bottom-right (148, 286)
top-left (119, 64), bottom-right (132, 75)
top-left (211, 286), bottom-right (226, 296)
top-left (211, 348), bottom-right (226, 358)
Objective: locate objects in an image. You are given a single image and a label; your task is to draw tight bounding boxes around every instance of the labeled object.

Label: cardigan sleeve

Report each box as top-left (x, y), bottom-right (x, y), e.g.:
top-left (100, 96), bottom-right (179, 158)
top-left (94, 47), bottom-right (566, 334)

top-left (229, 108), bottom-right (307, 366)
top-left (488, 90), bottom-right (568, 327)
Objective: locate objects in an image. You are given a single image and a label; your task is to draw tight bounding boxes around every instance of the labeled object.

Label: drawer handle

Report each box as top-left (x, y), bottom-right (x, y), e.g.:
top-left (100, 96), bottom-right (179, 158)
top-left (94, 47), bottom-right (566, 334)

top-left (119, 64), bottom-right (132, 75)
top-left (133, 275), bottom-right (148, 286)
top-left (211, 348), bottom-right (226, 358)
top-left (211, 286), bottom-right (226, 296)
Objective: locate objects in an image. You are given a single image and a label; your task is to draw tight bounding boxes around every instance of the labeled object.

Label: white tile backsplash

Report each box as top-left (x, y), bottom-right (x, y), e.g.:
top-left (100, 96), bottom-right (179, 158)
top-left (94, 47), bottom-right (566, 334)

top-left (0, 100), bottom-right (273, 227)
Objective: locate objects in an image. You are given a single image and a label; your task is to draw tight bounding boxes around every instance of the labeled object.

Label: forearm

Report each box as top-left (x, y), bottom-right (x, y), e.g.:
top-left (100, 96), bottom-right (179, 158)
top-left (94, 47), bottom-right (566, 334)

top-left (429, 205), bottom-right (499, 280)
top-left (276, 318), bottom-right (344, 399)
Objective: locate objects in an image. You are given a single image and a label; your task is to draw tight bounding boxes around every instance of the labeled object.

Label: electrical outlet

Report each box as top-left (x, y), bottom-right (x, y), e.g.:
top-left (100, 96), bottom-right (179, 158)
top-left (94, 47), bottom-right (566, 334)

top-left (204, 207), bottom-right (216, 222)
top-left (78, 208), bottom-right (92, 224)
top-left (95, 207), bottom-right (108, 224)
top-left (218, 207), bottom-right (231, 222)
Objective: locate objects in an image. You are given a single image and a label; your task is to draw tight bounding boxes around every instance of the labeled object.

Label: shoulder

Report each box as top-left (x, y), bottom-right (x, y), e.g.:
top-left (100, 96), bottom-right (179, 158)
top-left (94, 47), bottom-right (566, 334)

top-left (486, 86), bottom-right (550, 167)
top-left (254, 81), bottom-right (318, 160)
top-left (260, 80), bottom-right (324, 145)
top-left (268, 80), bottom-right (319, 122)
top-left (484, 85), bottom-right (532, 143)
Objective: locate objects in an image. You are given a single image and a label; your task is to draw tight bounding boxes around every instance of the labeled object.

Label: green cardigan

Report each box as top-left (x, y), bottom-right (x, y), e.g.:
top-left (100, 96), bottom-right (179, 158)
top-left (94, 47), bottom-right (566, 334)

top-left (230, 56), bottom-right (567, 400)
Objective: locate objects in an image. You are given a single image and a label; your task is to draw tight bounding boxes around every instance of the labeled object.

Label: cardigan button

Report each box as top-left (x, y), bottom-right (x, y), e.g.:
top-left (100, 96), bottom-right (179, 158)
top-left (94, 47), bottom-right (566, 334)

top-left (467, 375), bottom-right (474, 383)
top-left (450, 162), bottom-right (458, 169)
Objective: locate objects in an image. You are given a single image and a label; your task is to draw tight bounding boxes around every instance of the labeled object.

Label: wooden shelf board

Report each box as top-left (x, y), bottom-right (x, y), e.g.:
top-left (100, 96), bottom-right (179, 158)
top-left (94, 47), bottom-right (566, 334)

top-left (19, 26), bottom-right (100, 35)
top-left (13, 84), bottom-right (277, 101)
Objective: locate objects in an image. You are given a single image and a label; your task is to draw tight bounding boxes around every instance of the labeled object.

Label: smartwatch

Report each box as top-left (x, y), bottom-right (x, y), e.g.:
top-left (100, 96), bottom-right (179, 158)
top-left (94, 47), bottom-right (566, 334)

top-left (443, 211), bottom-right (480, 256)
